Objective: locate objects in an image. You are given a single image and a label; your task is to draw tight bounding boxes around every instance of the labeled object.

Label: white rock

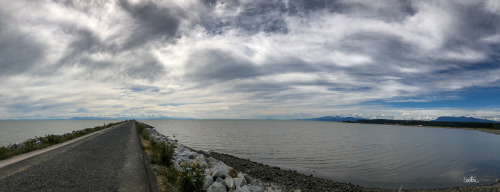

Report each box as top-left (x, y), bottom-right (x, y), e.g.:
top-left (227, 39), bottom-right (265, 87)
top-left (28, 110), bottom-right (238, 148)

top-left (237, 173), bottom-right (245, 179)
top-left (233, 178), bottom-right (246, 187)
top-left (173, 161), bottom-right (182, 172)
top-left (204, 175), bottom-right (214, 189)
top-left (215, 177), bottom-right (227, 188)
top-left (196, 155), bottom-right (208, 168)
top-left (207, 182), bottom-right (227, 192)
top-left (205, 168), bottom-right (212, 176)
top-left (207, 157), bottom-right (219, 168)
top-left (197, 154), bottom-right (206, 162)
top-left (211, 164), bottom-right (229, 178)
top-left (236, 185), bottom-right (250, 192)
top-left (225, 177), bottom-right (235, 190)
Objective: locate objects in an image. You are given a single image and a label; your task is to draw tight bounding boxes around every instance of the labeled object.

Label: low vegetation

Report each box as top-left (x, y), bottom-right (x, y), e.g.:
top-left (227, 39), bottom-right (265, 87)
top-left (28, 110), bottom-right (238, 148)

top-left (0, 121), bottom-right (124, 160)
top-left (136, 121), bottom-right (204, 192)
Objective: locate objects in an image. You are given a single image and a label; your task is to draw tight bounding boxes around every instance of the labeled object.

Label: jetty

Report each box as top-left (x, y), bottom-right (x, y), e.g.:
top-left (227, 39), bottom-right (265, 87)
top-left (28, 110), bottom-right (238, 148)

top-left (0, 121), bottom-right (153, 192)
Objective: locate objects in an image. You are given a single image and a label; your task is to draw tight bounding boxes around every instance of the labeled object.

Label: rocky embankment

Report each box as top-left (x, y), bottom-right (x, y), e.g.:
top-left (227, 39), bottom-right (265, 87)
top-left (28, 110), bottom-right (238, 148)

top-left (146, 126), bottom-right (278, 192)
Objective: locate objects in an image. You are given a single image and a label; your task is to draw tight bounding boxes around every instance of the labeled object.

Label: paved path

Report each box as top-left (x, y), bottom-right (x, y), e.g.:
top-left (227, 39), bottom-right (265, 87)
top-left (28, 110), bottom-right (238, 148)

top-left (0, 121), bottom-right (151, 192)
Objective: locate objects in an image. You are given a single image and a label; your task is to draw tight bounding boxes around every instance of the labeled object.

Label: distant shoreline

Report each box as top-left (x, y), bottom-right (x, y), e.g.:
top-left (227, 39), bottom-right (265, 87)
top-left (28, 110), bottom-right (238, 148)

top-left (346, 121), bottom-right (500, 135)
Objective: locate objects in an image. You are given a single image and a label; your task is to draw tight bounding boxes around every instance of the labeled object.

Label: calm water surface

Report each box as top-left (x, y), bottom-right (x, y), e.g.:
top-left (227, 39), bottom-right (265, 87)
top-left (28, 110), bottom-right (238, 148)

top-left (0, 120), bottom-right (119, 146)
top-left (142, 120), bottom-right (500, 189)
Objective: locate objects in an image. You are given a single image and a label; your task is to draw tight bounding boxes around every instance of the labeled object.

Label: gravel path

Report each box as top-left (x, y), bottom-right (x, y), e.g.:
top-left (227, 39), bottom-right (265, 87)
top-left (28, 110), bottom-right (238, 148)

top-left (0, 121), bottom-right (134, 192)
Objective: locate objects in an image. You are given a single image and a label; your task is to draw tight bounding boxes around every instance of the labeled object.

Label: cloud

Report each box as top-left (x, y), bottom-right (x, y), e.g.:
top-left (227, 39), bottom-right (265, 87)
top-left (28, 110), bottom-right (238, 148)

top-left (184, 48), bottom-right (260, 83)
top-left (0, 0), bottom-right (500, 120)
top-left (0, 14), bottom-right (46, 76)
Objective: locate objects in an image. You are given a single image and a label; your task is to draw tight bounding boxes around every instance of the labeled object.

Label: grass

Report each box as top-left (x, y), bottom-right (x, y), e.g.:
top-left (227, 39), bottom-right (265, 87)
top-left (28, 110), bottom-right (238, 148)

top-left (0, 121), bottom-right (124, 160)
top-left (135, 121), bottom-right (204, 192)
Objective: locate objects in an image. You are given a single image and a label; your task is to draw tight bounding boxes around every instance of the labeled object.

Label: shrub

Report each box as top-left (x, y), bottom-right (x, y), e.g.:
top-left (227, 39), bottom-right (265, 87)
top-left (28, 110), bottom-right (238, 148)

top-left (152, 141), bottom-right (174, 166)
top-left (180, 173), bottom-right (195, 192)
top-left (0, 147), bottom-right (10, 160)
top-left (179, 162), bottom-right (204, 192)
top-left (165, 166), bottom-right (178, 184)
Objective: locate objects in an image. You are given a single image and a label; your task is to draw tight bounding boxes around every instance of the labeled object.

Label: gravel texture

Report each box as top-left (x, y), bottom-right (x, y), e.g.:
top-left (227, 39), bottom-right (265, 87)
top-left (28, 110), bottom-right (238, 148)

top-left (0, 121), bottom-right (133, 192)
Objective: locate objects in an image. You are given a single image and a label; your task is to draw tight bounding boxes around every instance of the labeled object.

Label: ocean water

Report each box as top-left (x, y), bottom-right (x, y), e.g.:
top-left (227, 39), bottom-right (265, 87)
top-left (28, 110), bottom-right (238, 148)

top-left (141, 120), bottom-right (500, 189)
top-left (0, 120), bottom-right (118, 147)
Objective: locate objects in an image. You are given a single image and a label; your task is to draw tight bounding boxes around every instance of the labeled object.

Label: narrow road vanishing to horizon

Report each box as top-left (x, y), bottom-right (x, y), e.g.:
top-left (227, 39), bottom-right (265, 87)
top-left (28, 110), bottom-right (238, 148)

top-left (0, 121), bottom-right (152, 192)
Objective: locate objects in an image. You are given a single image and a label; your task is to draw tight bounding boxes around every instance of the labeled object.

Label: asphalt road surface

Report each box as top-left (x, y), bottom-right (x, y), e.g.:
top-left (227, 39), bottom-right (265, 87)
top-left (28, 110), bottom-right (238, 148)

top-left (0, 121), bottom-right (151, 192)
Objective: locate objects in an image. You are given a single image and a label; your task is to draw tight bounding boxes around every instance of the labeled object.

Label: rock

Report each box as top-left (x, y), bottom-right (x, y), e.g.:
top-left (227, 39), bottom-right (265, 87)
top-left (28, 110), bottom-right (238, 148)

top-left (207, 182), bottom-right (227, 192)
top-left (204, 175), bottom-right (214, 189)
top-left (229, 168), bottom-right (239, 178)
top-left (173, 161), bottom-right (182, 172)
top-left (207, 157), bottom-right (219, 168)
top-left (175, 156), bottom-right (188, 165)
top-left (236, 185), bottom-right (250, 192)
top-left (177, 144), bottom-right (185, 152)
top-left (211, 164), bottom-right (229, 178)
top-left (198, 159), bottom-right (208, 168)
top-left (205, 168), bottom-right (212, 176)
top-left (15, 143), bottom-right (25, 149)
top-left (185, 151), bottom-right (196, 159)
top-left (215, 177), bottom-right (227, 188)
top-left (249, 185), bottom-right (262, 192)
top-left (254, 180), bottom-right (263, 188)
top-left (197, 154), bottom-right (208, 168)
top-left (225, 177), bottom-right (235, 190)
top-left (233, 178), bottom-right (246, 187)
top-left (197, 154), bottom-right (206, 162)
top-left (243, 174), bottom-right (254, 185)
top-left (237, 173), bottom-right (245, 179)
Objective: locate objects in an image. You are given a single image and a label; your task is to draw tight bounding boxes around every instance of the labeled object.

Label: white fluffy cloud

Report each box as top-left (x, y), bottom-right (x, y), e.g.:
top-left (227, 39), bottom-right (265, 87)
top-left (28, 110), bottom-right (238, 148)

top-left (0, 0), bottom-right (499, 119)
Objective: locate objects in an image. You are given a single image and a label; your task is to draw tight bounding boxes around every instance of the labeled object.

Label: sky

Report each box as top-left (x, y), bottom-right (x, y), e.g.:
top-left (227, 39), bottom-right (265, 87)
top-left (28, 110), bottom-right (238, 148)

top-left (1, 0), bottom-right (500, 120)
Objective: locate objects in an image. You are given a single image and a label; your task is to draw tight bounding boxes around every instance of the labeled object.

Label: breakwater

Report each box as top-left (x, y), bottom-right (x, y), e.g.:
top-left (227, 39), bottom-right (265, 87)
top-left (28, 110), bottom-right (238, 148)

top-left (143, 124), bottom-right (280, 192)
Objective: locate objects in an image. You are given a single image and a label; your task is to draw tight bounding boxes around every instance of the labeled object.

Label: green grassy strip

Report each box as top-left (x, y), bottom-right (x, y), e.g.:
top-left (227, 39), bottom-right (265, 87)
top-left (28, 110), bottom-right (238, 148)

top-left (0, 121), bottom-right (125, 160)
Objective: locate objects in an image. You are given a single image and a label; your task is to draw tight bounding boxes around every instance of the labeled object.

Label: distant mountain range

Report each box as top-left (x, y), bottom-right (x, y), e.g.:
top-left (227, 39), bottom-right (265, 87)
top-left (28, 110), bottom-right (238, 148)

top-left (432, 116), bottom-right (499, 123)
top-left (0, 116), bottom-right (196, 121)
top-left (69, 116), bottom-right (196, 120)
top-left (2, 115), bottom-right (497, 123)
top-left (299, 116), bottom-right (364, 122)
top-left (300, 115), bottom-right (499, 123)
